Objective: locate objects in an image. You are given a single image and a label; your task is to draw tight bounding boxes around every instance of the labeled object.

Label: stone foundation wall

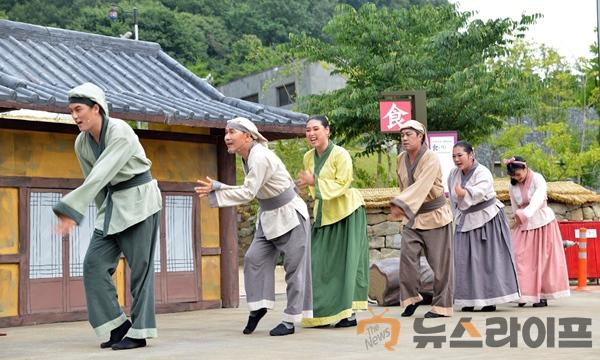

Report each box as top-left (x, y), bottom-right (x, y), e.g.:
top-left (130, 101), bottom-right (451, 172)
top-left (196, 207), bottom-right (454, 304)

top-left (236, 200), bottom-right (600, 264)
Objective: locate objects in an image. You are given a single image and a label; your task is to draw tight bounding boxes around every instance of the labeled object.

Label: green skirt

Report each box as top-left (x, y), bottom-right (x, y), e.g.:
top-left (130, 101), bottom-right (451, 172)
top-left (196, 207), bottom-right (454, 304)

top-left (302, 206), bottom-right (369, 327)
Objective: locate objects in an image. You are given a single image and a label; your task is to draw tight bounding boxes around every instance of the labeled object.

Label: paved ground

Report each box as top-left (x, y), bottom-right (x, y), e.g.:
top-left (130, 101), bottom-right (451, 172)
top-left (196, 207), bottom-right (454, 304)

top-left (2, 284), bottom-right (599, 360)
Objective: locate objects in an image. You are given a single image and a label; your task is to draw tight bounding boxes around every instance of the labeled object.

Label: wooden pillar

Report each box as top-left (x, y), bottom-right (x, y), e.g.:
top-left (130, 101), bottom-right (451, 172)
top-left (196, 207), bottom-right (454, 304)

top-left (19, 187), bottom-right (29, 317)
top-left (213, 129), bottom-right (239, 308)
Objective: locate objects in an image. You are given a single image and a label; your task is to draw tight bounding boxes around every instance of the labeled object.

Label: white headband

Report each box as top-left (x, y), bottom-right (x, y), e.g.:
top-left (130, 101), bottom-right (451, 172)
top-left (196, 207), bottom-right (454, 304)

top-left (226, 117), bottom-right (268, 146)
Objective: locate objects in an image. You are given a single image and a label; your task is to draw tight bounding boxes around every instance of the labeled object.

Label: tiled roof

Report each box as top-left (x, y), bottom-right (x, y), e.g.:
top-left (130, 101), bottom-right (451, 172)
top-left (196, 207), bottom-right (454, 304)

top-left (0, 20), bottom-right (307, 134)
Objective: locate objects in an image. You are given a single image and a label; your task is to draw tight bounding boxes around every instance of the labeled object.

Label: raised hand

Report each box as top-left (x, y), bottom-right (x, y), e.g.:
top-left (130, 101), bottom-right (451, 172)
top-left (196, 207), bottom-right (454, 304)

top-left (454, 183), bottom-right (466, 199)
top-left (390, 204), bottom-right (406, 219)
top-left (56, 216), bottom-right (76, 236)
top-left (194, 176), bottom-right (214, 198)
top-left (295, 170), bottom-right (314, 189)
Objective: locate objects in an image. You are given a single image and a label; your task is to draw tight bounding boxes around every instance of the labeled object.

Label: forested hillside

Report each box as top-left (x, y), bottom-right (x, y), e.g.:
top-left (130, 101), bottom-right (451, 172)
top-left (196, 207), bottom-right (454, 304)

top-left (0, 0), bottom-right (445, 85)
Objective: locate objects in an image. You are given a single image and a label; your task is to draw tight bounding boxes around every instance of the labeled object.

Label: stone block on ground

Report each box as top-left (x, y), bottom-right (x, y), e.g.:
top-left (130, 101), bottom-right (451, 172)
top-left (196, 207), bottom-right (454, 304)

top-left (368, 256), bottom-right (434, 306)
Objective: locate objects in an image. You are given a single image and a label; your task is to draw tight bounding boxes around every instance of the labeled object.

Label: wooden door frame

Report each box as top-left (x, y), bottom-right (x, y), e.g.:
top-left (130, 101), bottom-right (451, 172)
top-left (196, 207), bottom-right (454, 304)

top-left (0, 176), bottom-right (223, 327)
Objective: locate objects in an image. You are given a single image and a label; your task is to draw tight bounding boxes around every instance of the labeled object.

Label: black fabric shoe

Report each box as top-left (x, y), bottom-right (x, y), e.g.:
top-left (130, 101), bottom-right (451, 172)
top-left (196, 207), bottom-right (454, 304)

top-left (111, 337), bottom-right (146, 350)
top-left (480, 305), bottom-right (496, 312)
top-left (401, 303), bottom-right (419, 317)
top-left (100, 320), bottom-right (132, 349)
top-left (419, 293), bottom-right (433, 305)
top-left (334, 318), bottom-right (357, 328)
top-left (518, 303), bottom-right (526, 307)
top-left (401, 293), bottom-right (433, 317)
top-left (461, 307), bottom-right (475, 312)
top-left (269, 323), bottom-right (295, 336)
top-left (423, 311), bottom-right (448, 318)
top-left (532, 299), bottom-right (548, 307)
top-left (243, 308), bottom-right (267, 334)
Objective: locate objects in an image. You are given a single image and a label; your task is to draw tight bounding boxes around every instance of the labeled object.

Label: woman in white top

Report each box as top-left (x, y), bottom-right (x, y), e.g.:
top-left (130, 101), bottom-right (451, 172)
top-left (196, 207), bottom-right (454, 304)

top-left (448, 141), bottom-right (520, 312)
top-left (506, 156), bottom-right (570, 307)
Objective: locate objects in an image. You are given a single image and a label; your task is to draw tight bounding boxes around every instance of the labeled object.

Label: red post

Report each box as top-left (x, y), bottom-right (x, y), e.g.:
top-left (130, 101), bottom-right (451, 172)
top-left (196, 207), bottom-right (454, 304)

top-left (576, 228), bottom-right (588, 291)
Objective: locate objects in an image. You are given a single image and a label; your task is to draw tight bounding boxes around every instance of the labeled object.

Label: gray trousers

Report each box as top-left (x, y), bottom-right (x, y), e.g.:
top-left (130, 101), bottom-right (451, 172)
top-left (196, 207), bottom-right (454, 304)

top-left (399, 223), bottom-right (454, 316)
top-left (244, 211), bottom-right (313, 323)
top-left (83, 211), bottom-right (160, 339)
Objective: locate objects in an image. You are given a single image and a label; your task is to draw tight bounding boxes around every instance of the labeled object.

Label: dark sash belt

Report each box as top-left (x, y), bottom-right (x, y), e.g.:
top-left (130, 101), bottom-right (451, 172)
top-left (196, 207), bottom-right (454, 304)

top-left (407, 195), bottom-right (447, 228)
top-left (416, 195), bottom-right (447, 215)
top-left (457, 197), bottom-right (497, 231)
top-left (257, 185), bottom-right (297, 211)
top-left (103, 170), bottom-right (153, 235)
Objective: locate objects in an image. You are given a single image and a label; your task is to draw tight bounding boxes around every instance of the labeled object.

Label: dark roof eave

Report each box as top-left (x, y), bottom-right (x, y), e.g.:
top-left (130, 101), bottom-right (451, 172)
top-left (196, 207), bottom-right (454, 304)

top-left (0, 100), bottom-right (306, 135)
top-left (169, 117), bottom-right (305, 135)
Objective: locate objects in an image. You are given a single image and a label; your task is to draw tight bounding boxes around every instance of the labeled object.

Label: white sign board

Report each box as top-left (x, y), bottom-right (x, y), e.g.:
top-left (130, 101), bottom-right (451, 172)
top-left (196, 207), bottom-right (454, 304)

top-left (427, 131), bottom-right (457, 193)
top-left (575, 228), bottom-right (597, 239)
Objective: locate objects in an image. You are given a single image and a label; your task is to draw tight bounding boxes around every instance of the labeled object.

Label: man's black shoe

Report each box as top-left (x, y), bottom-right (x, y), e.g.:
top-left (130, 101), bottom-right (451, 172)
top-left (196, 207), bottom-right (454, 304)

top-left (269, 323), bottom-right (295, 336)
top-left (401, 303), bottom-right (419, 317)
top-left (243, 308), bottom-right (267, 334)
top-left (111, 337), bottom-right (146, 350)
top-left (424, 311), bottom-right (447, 318)
top-left (100, 320), bottom-right (131, 349)
top-left (334, 318), bottom-right (357, 328)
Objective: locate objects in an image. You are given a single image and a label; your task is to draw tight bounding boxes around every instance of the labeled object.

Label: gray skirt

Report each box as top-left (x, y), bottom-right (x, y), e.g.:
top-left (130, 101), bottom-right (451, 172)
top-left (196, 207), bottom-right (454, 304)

top-left (454, 211), bottom-right (520, 306)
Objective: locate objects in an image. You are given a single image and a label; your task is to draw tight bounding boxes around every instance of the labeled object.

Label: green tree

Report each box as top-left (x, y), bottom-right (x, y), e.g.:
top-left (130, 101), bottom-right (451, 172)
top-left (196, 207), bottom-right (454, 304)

top-left (6, 0), bottom-right (89, 28)
top-left (485, 41), bottom-right (599, 188)
top-left (494, 41), bottom-right (582, 125)
top-left (272, 139), bottom-right (310, 178)
top-left (216, 35), bottom-right (289, 85)
top-left (577, 42), bottom-right (600, 146)
top-left (288, 3), bottom-right (538, 153)
top-left (492, 122), bottom-right (600, 188)
top-left (225, 0), bottom-right (338, 45)
top-left (341, 0), bottom-right (447, 9)
top-left (159, 0), bottom-right (232, 16)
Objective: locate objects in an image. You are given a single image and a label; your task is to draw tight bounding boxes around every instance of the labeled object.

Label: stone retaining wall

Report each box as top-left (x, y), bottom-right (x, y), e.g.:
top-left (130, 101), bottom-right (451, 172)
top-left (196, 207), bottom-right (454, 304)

top-left (236, 199), bottom-right (600, 265)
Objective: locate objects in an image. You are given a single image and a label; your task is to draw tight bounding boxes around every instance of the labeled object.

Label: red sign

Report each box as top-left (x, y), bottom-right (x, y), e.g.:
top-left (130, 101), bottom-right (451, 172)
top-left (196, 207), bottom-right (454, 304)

top-left (379, 100), bottom-right (413, 132)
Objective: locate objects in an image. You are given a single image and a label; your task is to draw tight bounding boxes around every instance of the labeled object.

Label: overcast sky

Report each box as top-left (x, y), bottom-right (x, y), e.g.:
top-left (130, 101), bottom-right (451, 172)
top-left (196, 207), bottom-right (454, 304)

top-left (451, 0), bottom-right (598, 63)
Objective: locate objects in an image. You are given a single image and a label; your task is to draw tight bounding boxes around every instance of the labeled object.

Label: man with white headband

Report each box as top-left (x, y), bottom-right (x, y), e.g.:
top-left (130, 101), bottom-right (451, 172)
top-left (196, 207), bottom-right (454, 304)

top-left (390, 120), bottom-right (454, 318)
top-left (53, 82), bottom-right (162, 349)
top-left (195, 117), bottom-right (312, 336)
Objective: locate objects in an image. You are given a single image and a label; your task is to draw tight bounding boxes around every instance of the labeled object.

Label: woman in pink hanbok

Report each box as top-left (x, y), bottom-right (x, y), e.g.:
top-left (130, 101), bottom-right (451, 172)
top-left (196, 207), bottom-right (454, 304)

top-left (505, 156), bottom-right (570, 307)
